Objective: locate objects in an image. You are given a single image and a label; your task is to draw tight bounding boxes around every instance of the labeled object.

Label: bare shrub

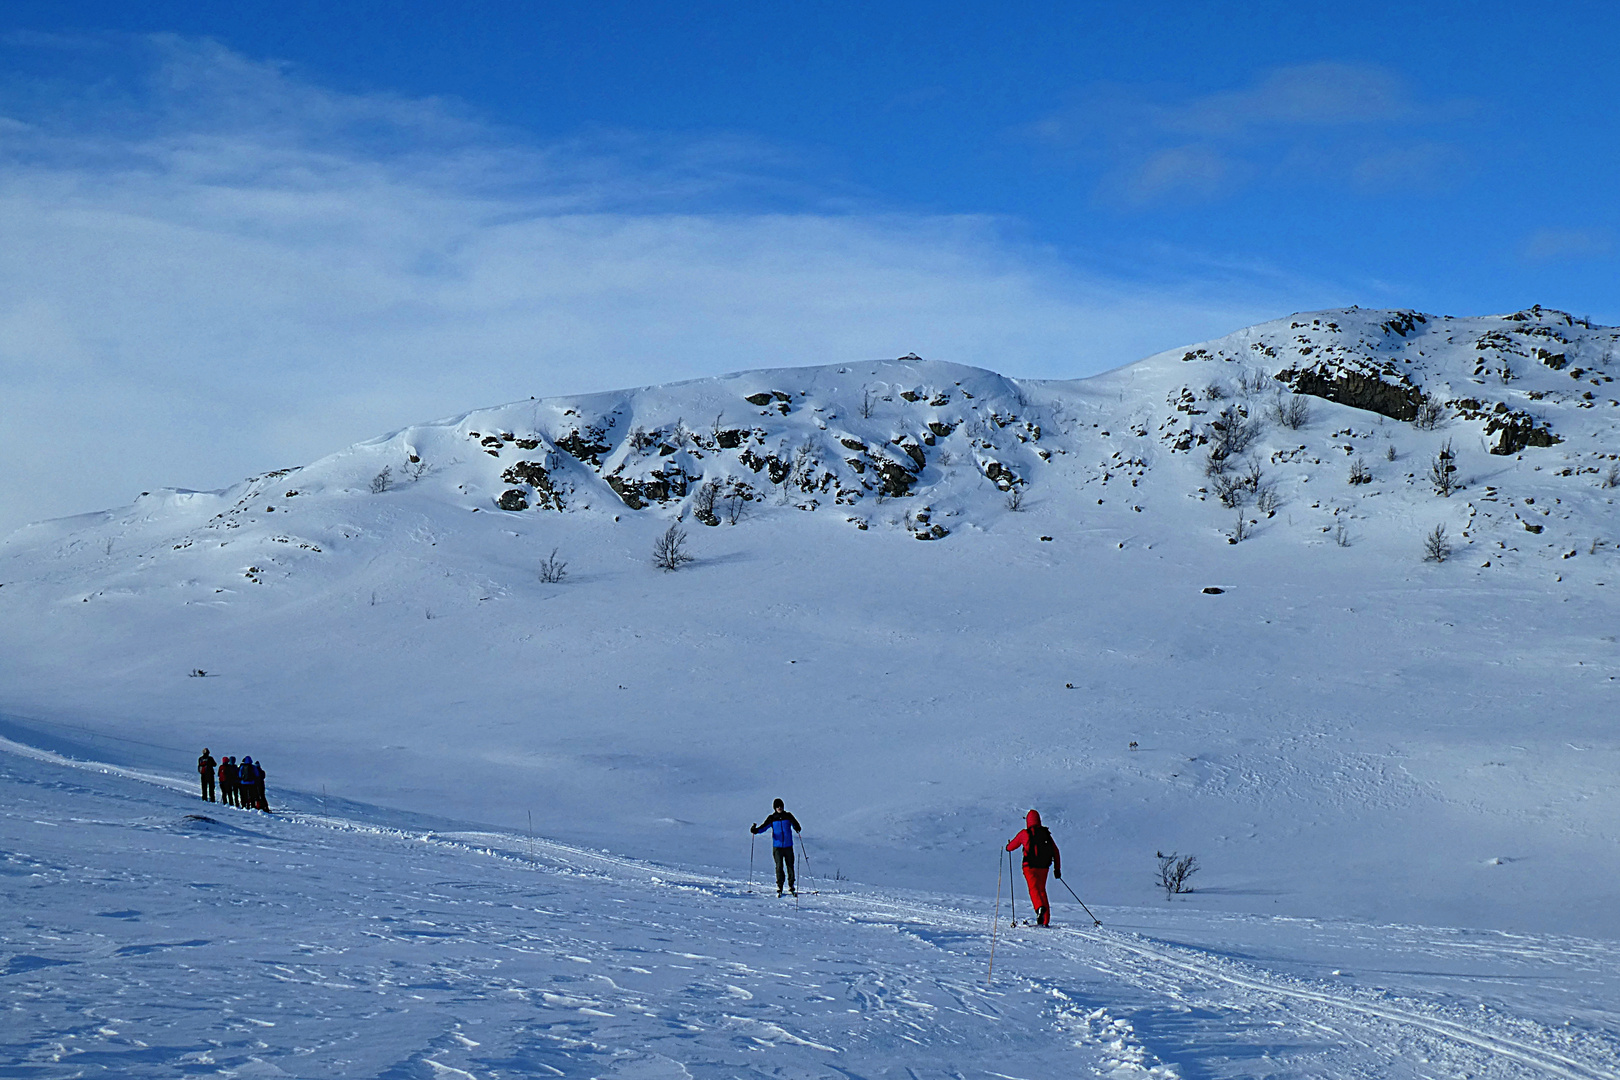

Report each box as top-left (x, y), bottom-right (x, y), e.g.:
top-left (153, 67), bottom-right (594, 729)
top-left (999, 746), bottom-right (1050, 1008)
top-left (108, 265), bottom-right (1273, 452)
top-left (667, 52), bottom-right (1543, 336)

top-left (1386, 444), bottom-right (1398, 462)
top-left (1208, 405), bottom-right (1261, 464)
top-left (538, 548), bottom-right (568, 584)
top-left (1155, 851), bottom-right (1200, 898)
top-left (370, 467), bottom-right (393, 494)
top-left (1430, 440), bottom-right (1458, 496)
top-left (1269, 393), bottom-right (1311, 430)
top-left (1604, 462), bottom-right (1620, 489)
top-left (1239, 458), bottom-right (1264, 493)
top-left (1203, 381), bottom-right (1227, 400)
top-left (1005, 484), bottom-right (1026, 511)
top-left (652, 524), bottom-right (694, 571)
top-left (628, 426), bottom-right (657, 454)
top-left (1333, 518), bottom-right (1351, 547)
top-left (1228, 514), bottom-right (1250, 543)
top-left (1256, 486), bottom-right (1281, 516)
top-left (724, 491), bottom-right (748, 525)
top-left (693, 479), bottom-right (722, 524)
top-left (406, 458), bottom-right (429, 481)
top-left (1349, 457), bottom-right (1372, 485)
top-left (1212, 472), bottom-right (1245, 507)
top-left (1236, 368), bottom-right (1272, 396)
top-left (1423, 523), bottom-right (1452, 563)
top-left (1414, 399), bottom-right (1446, 430)
top-left (859, 386), bottom-right (876, 420)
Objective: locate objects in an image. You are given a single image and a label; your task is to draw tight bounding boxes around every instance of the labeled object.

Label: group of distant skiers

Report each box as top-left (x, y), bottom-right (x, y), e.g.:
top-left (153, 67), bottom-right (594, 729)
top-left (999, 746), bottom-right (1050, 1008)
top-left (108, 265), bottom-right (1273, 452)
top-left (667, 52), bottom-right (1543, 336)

top-left (196, 748), bottom-right (269, 812)
top-left (752, 799), bottom-right (1067, 926)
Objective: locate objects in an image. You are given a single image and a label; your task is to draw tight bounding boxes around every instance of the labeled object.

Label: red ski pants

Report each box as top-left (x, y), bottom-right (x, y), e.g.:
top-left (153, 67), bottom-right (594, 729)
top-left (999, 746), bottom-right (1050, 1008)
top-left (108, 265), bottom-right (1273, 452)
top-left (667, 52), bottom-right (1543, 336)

top-left (1023, 865), bottom-right (1050, 924)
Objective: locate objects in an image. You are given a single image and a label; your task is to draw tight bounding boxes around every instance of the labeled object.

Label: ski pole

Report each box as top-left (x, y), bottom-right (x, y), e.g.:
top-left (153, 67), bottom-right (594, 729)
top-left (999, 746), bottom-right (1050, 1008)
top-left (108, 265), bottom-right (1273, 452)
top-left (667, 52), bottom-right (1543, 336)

top-left (1008, 849), bottom-right (1017, 927)
top-left (987, 850), bottom-right (1003, 984)
top-left (1056, 875), bottom-right (1102, 927)
top-left (749, 831), bottom-right (756, 893)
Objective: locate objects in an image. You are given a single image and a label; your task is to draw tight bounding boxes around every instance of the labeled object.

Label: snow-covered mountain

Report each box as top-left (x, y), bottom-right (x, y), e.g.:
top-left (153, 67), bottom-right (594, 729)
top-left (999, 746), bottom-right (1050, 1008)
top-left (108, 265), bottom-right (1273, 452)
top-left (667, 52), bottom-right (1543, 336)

top-left (5, 304), bottom-right (1620, 1076)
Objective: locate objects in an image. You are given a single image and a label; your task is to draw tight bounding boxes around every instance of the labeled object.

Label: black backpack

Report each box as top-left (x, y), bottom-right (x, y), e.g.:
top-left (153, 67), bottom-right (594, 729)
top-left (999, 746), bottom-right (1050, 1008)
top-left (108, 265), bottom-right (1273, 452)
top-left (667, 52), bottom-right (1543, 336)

top-left (1025, 825), bottom-right (1055, 869)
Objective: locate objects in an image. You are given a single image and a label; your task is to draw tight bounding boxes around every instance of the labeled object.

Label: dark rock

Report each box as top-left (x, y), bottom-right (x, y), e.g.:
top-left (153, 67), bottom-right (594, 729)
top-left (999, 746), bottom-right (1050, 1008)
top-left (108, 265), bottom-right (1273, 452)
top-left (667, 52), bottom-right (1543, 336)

top-left (1278, 362), bottom-right (1425, 422)
top-left (716, 429), bottom-right (746, 449)
top-left (1486, 412), bottom-right (1558, 455)
top-left (1201, 586), bottom-right (1225, 594)
top-left (497, 489), bottom-right (529, 511)
top-left (745, 392), bottom-right (774, 407)
top-left (927, 421), bottom-right (955, 438)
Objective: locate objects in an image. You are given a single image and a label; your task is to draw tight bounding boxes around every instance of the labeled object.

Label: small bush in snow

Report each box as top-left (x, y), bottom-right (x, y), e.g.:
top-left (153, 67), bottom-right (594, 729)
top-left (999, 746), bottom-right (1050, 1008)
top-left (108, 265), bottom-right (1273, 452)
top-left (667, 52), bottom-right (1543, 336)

top-left (1212, 472), bottom-right (1244, 508)
top-left (1155, 851), bottom-right (1200, 898)
top-left (1005, 484), bottom-right (1026, 511)
top-left (1269, 394), bottom-right (1311, 430)
top-left (1386, 444), bottom-right (1398, 462)
top-left (1235, 368), bottom-right (1272, 396)
top-left (1227, 515), bottom-right (1250, 543)
top-left (370, 467), bottom-right (393, 494)
top-left (652, 524), bottom-right (694, 571)
top-left (724, 491), bottom-right (748, 525)
top-left (1256, 486), bottom-right (1281, 517)
top-left (1239, 459), bottom-right (1264, 493)
top-left (693, 479), bottom-right (722, 525)
top-left (859, 386), bottom-right (876, 420)
top-left (1423, 523), bottom-right (1452, 563)
top-left (1333, 518), bottom-right (1352, 547)
top-left (1604, 462), bottom-right (1620, 489)
top-left (538, 548), bottom-right (568, 584)
top-left (1349, 458), bottom-right (1372, 485)
top-left (1414, 399), bottom-right (1446, 430)
top-left (1203, 381), bottom-right (1227, 400)
top-left (1430, 440), bottom-right (1458, 497)
top-left (1208, 405), bottom-right (1261, 463)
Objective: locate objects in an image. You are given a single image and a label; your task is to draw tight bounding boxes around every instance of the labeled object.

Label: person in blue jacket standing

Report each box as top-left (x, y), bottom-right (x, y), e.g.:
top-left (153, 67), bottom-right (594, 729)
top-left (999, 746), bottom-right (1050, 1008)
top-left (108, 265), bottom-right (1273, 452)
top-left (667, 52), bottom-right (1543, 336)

top-left (751, 798), bottom-right (802, 897)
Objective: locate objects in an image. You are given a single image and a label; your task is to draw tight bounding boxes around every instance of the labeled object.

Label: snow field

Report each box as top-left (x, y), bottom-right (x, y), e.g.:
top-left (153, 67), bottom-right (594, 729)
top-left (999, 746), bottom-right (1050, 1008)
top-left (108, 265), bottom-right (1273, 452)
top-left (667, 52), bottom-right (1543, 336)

top-left (6, 739), bottom-right (1620, 1079)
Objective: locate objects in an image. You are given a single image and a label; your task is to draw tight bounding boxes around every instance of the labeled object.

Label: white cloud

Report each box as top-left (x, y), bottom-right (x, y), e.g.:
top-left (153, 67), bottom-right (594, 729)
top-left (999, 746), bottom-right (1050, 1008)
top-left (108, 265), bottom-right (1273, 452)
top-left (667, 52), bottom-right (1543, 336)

top-left (0, 36), bottom-right (1315, 535)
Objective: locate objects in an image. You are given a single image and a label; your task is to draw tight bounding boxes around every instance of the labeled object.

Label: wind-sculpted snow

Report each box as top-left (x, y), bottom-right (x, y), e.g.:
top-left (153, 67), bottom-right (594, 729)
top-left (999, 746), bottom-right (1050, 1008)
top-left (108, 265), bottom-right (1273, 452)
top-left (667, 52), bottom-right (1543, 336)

top-left (5, 741), bottom-right (1619, 1078)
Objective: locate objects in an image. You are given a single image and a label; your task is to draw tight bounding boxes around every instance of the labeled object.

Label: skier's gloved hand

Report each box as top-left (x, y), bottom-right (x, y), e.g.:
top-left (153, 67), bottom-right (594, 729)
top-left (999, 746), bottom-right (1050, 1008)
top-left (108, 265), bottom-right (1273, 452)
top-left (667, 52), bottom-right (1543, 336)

top-left (1054, 869), bottom-right (1061, 879)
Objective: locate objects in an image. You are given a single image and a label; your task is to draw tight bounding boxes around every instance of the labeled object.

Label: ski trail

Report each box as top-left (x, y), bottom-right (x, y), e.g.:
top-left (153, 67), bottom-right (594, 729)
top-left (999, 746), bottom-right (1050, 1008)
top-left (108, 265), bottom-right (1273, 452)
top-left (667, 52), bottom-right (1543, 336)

top-left (1049, 927), bottom-right (1620, 1080)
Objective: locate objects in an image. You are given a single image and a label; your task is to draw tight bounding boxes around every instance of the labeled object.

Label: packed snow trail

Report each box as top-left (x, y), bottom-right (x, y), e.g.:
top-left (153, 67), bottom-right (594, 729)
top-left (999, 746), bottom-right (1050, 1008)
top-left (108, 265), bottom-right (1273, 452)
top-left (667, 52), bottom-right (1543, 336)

top-left (5, 740), bottom-right (1620, 1079)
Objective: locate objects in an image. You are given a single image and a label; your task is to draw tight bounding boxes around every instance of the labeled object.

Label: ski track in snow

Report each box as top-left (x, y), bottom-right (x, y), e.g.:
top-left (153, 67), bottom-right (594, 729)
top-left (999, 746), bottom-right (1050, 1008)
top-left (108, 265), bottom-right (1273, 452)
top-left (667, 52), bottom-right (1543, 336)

top-left (5, 739), bottom-right (1619, 1079)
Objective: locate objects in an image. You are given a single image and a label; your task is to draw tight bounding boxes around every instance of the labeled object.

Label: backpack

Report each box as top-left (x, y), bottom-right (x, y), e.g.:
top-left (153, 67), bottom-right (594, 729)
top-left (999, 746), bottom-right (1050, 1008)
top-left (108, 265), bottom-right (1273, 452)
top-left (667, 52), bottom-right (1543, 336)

top-left (1025, 825), bottom-right (1055, 869)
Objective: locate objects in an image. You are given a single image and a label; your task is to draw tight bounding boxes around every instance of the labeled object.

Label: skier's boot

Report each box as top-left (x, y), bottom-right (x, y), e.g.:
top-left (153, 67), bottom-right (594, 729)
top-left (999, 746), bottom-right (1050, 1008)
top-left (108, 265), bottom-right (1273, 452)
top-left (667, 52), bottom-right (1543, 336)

top-left (1037, 905), bottom-right (1050, 927)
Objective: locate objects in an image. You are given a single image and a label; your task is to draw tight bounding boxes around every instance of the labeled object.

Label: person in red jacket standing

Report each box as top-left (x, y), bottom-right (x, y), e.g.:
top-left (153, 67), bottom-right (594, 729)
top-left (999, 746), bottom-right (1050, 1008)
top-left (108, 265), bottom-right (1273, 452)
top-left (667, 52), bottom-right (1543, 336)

top-left (1006, 809), bottom-right (1061, 926)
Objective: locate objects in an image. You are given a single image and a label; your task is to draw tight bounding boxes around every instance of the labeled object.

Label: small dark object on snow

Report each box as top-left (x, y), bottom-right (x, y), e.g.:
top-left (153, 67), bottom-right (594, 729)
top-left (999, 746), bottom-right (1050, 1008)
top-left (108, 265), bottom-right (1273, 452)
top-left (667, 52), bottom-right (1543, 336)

top-left (1129, 741), bottom-right (1139, 750)
top-left (1201, 586), bottom-right (1224, 594)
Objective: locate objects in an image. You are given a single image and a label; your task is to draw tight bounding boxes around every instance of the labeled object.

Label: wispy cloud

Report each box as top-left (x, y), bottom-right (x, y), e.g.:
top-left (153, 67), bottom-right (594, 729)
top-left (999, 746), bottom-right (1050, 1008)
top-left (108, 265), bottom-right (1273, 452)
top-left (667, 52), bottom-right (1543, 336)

top-left (0, 35), bottom-right (1319, 534)
top-left (1028, 62), bottom-right (1474, 206)
top-left (1521, 227), bottom-right (1613, 262)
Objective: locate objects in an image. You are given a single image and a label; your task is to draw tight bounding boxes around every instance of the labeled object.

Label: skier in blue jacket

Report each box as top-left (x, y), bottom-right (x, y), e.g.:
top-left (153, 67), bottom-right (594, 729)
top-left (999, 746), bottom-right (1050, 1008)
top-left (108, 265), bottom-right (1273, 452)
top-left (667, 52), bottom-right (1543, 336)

top-left (751, 799), bottom-right (802, 896)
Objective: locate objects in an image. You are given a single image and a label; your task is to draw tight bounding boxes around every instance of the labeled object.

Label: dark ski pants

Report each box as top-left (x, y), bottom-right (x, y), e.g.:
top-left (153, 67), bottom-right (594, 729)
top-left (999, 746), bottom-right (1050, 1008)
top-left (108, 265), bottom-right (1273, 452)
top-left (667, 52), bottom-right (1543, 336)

top-left (772, 846), bottom-right (796, 893)
top-left (200, 775), bottom-right (214, 802)
top-left (221, 783), bottom-right (236, 807)
top-left (1023, 865), bottom-right (1050, 925)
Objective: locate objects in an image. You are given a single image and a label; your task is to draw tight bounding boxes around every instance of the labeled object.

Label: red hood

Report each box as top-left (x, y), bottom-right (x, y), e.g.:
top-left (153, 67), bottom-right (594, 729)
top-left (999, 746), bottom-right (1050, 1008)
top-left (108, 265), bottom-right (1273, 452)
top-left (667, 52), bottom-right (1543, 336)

top-left (1026, 809), bottom-right (1041, 829)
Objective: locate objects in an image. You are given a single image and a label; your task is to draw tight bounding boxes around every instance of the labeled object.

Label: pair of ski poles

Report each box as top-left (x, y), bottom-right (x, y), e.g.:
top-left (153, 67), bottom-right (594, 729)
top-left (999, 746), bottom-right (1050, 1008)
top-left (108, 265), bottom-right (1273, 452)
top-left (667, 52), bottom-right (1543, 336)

top-left (1001, 848), bottom-right (1100, 927)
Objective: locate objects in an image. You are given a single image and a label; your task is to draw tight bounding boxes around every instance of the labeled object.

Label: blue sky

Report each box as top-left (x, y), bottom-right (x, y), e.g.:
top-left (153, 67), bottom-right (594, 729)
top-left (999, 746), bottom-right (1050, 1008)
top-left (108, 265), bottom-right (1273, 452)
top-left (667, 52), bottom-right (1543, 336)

top-left (1, 2), bottom-right (1617, 530)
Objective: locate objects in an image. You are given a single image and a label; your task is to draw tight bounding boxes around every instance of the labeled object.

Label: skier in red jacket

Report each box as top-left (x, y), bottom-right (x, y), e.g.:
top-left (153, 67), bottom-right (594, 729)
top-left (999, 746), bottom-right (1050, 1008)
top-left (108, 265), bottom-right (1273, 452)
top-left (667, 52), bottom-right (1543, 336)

top-left (1006, 809), bottom-right (1061, 926)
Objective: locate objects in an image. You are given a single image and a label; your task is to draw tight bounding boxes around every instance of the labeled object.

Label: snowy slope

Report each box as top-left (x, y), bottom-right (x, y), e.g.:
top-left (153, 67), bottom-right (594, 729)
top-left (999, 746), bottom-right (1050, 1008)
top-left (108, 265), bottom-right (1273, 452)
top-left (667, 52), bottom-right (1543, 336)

top-left (1, 304), bottom-right (1618, 946)
top-left (7, 739), bottom-right (1620, 1079)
